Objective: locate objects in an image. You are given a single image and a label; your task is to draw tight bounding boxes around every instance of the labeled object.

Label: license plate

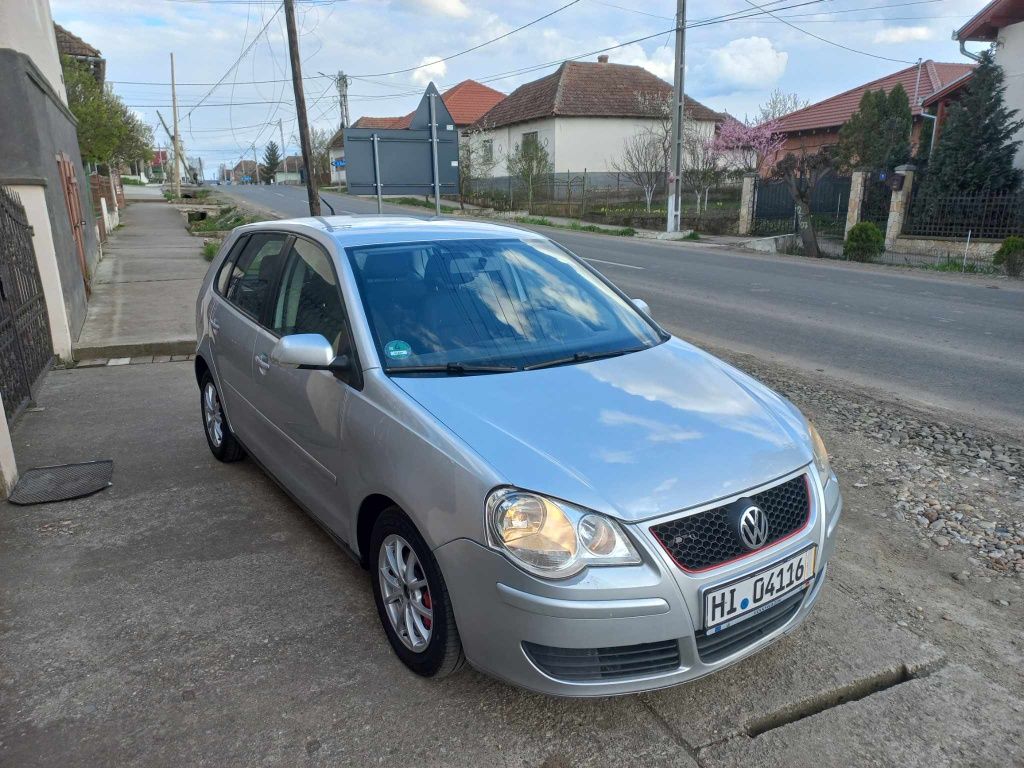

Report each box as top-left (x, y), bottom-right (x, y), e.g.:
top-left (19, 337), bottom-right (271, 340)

top-left (703, 547), bottom-right (816, 630)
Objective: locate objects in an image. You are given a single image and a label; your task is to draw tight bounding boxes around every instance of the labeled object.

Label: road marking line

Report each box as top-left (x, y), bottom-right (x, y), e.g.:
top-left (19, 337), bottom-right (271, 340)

top-left (583, 257), bottom-right (645, 270)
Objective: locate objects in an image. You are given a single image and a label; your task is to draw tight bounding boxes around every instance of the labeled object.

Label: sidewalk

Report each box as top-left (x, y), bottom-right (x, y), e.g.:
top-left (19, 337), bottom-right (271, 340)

top-left (74, 201), bottom-right (206, 360)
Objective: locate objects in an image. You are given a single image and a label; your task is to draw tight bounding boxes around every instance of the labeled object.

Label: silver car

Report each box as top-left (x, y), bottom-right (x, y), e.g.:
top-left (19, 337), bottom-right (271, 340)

top-left (195, 216), bottom-right (842, 696)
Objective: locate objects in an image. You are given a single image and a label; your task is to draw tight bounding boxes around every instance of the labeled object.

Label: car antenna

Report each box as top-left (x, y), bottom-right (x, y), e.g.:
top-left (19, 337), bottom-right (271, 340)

top-left (319, 196), bottom-right (336, 215)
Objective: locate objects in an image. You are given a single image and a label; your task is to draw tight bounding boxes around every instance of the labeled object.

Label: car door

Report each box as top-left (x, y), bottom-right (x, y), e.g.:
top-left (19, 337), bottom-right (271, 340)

top-left (249, 236), bottom-right (360, 527)
top-left (209, 231), bottom-right (292, 451)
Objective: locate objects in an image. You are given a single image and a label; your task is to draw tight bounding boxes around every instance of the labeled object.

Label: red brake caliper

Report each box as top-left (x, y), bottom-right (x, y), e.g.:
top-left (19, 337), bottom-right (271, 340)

top-left (422, 590), bottom-right (432, 629)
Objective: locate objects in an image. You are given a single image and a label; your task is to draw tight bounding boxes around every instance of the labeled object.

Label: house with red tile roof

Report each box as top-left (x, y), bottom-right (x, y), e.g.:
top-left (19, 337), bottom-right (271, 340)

top-left (470, 55), bottom-right (725, 176)
top-left (769, 60), bottom-right (975, 170)
top-left (350, 80), bottom-right (506, 130)
top-left (951, 0), bottom-right (1024, 167)
top-left (54, 23), bottom-right (105, 83)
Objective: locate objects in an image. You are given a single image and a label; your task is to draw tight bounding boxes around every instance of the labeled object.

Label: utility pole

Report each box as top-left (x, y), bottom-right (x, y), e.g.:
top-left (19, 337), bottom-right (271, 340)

top-left (666, 0), bottom-right (686, 233)
top-left (170, 52), bottom-right (182, 199)
top-left (278, 118), bottom-right (286, 164)
top-left (337, 70), bottom-right (350, 129)
top-left (284, 0), bottom-right (320, 215)
top-left (253, 144), bottom-right (261, 185)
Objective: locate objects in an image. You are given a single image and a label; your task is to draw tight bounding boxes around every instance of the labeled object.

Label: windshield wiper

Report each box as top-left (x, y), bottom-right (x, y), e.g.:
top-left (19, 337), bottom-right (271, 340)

top-left (523, 347), bottom-right (647, 371)
top-left (387, 362), bottom-right (520, 375)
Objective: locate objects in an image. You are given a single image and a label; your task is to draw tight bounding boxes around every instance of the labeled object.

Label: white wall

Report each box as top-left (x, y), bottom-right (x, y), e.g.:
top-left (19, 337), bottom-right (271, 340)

top-left (0, 0), bottom-right (67, 104)
top-left (13, 184), bottom-right (73, 361)
top-left (996, 20), bottom-right (1024, 168)
top-left (479, 116), bottom-right (719, 175)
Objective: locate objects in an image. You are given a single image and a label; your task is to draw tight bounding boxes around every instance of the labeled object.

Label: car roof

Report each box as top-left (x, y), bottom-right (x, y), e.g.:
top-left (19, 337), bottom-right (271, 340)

top-left (237, 215), bottom-right (548, 249)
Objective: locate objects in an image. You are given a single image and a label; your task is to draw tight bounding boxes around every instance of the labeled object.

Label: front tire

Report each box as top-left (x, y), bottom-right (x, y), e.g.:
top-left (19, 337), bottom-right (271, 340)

top-left (370, 508), bottom-right (465, 679)
top-left (200, 372), bottom-right (245, 462)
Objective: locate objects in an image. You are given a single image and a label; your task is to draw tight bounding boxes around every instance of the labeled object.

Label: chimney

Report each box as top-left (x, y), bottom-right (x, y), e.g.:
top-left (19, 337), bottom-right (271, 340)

top-left (597, 54), bottom-right (609, 64)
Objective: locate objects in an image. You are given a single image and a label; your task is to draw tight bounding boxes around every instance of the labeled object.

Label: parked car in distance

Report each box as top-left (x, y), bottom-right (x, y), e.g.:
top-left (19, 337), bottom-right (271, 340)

top-left (195, 216), bottom-right (842, 696)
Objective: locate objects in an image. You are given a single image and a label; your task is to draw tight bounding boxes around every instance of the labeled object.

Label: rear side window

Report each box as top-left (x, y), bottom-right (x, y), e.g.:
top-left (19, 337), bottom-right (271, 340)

top-left (215, 235), bottom-right (249, 295)
top-left (223, 233), bottom-right (289, 320)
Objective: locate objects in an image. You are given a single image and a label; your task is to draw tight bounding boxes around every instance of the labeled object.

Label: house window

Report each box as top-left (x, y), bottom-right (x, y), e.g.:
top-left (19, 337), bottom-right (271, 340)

top-left (481, 139), bottom-right (494, 163)
top-left (522, 131), bottom-right (539, 151)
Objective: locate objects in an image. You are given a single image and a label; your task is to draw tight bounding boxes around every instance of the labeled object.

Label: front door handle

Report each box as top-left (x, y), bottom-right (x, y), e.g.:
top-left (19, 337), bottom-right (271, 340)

top-left (255, 352), bottom-right (271, 374)
top-left (209, 317), bottom-right (220, 331)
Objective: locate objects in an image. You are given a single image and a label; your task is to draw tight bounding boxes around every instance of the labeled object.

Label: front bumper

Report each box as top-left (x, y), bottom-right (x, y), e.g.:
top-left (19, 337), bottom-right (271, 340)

top-left (434, 470), bottom-right (842, 696)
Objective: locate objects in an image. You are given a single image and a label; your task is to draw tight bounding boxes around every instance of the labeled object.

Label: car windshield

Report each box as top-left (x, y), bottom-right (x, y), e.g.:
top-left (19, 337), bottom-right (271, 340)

top-left (346, 237), bottom-right (663, 374)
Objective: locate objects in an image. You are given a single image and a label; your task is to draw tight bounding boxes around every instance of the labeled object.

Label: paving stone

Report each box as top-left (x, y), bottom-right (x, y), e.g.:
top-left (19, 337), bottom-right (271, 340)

top-left (170, 355), bottom-right (189, 362)
top-left (75, 359), bottom-right (108, 368)
top-left (107, 358), bottom-right (131, 366)
top-left (153, 355), bottom-right (173, 363)
top-left (699, 665), bottom-right (1024, 767)
top-left (130, 356), bottom-right (154, 365)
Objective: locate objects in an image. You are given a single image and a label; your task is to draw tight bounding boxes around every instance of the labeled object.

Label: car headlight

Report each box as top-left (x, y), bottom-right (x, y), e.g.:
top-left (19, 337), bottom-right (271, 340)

top-left (485, 488), bottom-right (641, 578)
top-left (808, 422), bottom-right (832, 482)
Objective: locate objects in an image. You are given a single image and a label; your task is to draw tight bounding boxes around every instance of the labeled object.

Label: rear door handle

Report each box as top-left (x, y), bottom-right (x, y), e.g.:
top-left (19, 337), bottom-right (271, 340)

top-left (255, 353), bottom-right (271, 374)
top-left (209, 318), bottom-right (220, 331)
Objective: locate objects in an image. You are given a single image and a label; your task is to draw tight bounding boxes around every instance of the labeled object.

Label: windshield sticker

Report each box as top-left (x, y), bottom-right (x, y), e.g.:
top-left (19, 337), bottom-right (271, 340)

top-left (384, 340), bottom-right (413, 360)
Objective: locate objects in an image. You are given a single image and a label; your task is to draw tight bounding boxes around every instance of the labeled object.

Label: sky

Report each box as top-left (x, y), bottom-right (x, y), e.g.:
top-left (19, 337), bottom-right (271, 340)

top-left (50, 0), bottom-right (992, 177)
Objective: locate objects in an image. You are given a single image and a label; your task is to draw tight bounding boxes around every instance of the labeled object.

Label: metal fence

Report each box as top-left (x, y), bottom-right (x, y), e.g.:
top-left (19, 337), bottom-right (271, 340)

top-left (0, 187), bottom-right (53, 423)
top-left (904, 187), bottom-right (1024, 240)
top-left (751, 173), bottom-right (851, 238)
top-left (860, 172), bottom-right (893, 230)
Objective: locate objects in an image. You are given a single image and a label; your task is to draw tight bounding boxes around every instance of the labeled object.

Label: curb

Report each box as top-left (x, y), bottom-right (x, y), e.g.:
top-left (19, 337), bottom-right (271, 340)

top-left (73, 339), bottom-right (196, 360)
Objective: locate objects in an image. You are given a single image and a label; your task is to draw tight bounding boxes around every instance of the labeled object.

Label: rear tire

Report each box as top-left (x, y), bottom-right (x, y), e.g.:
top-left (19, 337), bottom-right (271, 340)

top-left (200, 372), bottom-right (245, 462)
top-left (370, 507), bottom-right (465, 679)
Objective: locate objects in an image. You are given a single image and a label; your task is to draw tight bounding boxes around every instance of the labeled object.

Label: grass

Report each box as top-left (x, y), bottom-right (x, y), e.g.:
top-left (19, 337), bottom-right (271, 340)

top-left (121, 177), bottom-right (145, 186)
top-left (391, 196), bottom-right (457, 214)
top-left (189, 205), bottom-right (262, 233)
top-left (513, 216), bottom-right (635, 237)
top-left (682, 231), bottom-right (701, 240)
top-left (202, 241), bottom-right (220, 261)
top-left (930, 259), bottom-right (997, 274)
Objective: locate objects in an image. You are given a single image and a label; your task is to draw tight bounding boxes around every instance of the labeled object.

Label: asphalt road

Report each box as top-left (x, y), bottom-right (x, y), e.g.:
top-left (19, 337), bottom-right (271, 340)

top-left (217, 183), bottom-right (1024, 431)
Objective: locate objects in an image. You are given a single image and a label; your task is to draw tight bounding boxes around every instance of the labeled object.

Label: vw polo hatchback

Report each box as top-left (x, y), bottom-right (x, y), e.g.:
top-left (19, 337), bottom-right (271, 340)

top-left (195, 216), bottom-right (842, 696)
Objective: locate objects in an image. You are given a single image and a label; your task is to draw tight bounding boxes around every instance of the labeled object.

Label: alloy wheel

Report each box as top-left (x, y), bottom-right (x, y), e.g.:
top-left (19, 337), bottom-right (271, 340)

top-left (203, 382), bottom-right (224, 447)
top-left (378, 534), bottom-right (433, 652)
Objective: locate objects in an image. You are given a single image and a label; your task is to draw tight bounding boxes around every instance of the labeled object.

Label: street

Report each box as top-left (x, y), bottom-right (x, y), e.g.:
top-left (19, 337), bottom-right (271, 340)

top-left (219, 183), bottom-right (1024, 433)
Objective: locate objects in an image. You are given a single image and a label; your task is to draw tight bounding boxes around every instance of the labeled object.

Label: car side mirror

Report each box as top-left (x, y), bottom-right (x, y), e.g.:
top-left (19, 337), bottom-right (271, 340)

top-left (632, 298), bottom-right (651, 316)
top-left (270, 334), bottom-right (335, 369)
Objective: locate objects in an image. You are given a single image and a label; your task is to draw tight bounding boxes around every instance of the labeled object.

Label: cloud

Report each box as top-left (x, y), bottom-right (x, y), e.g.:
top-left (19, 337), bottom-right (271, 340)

top-left (411, 56), bottom-right (447, 85)
top-left (873, 26), bottom-right (933, 44)
top-left (708, 37), bottom-right (787, 91)
top-left (607, 43), bottom-right (676, 81)
top-left (396, 0), bottom-right (470, 18)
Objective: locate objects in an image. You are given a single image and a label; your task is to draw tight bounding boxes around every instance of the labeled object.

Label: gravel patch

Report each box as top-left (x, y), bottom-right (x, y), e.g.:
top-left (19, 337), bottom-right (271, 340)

top-left (713, 349), bottom-right (1024, 577)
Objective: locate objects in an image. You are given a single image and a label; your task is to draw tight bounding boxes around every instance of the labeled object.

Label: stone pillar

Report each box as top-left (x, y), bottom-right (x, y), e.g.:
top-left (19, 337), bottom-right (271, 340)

top-left (738, 173), bottom-right (757, 236)
top-left (885, 164), bottom-right (916, 250)
top-left (0, 393), bottom-right (17, 499)
top-left (844, 170), bottom-right (867, 238)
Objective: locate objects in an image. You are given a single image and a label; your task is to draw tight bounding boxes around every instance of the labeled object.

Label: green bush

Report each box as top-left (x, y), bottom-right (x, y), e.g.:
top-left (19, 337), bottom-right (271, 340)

top-left (993, 235), bottom-right (1024, 277)
top-left (202, 241), bottom-right (220, 261)
top-left (843, 221), bottom-right (885, 262)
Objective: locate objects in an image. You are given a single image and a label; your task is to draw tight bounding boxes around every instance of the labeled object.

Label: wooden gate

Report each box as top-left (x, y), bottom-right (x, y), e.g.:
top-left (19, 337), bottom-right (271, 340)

top-left (56, 152), bottom-right (90, 296)
top-left (0, 187), bottom-right (53, 423)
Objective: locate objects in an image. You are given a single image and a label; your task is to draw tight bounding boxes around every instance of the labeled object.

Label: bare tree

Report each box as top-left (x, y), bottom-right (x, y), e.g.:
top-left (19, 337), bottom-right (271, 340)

top-left (611, 129), bottom-right (664, 211)
top-left (757, 88), bottom-right (809, 123)
top-left (458, 129), bottom-right (498, 209)
top-left (680, 126), bottom-right (726, 216)
top-left (771, 144), bottom-right (836, 258)
top-left (505, 137), bottom-right (552, 211)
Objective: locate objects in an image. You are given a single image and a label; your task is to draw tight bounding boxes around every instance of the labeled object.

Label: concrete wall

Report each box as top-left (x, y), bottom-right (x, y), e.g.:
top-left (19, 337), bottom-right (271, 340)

top-left (0, 48), bottom-right (98, 338)
top-left (329, 147), bottom-right (347, 185)
top-left (996, 20), bottom-right (1024, 168)
top-left (0, 1), bottom-right (66, 104)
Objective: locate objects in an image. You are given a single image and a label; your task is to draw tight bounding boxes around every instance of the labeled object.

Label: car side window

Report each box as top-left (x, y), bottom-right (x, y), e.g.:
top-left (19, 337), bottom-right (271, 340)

top-left (223, 233), bottom-right (289, 321)
top-left (272, 238), bottom-right (352, 357)
top-left (215, 235), bottom-right (249, 295)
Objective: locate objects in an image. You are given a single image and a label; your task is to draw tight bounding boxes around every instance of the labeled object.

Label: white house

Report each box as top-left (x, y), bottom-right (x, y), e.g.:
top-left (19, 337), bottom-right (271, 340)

top-left (956, 0), bottom-right (1024, 168)
top-left (471, 56), bottom-right (726, 176)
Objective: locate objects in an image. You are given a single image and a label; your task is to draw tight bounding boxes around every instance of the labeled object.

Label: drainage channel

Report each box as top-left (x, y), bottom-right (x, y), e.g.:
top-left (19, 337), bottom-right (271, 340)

top-left (743, 660), bottom-right (944, 739)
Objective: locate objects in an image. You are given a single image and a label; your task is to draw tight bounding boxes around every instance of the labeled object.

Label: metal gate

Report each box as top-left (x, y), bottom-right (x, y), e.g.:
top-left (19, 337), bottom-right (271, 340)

top-left (860, 171), bottom-right (893, 229)
top-left (751, 178), bottom-right (795, 235)
top-left (0, 187), bottom-right (53, 423)
top-left (56, 152), bottom-right (89, 295)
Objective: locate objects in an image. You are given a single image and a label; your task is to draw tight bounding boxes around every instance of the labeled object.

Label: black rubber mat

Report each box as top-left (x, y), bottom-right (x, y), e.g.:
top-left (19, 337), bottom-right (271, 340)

top-left (7, 460), bottom-right (113, 505)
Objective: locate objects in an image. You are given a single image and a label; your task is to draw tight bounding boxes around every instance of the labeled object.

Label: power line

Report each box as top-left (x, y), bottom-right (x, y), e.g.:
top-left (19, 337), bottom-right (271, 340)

top-left (738, 0), bottom-right (915, 64)
top-left (346, 0), bottom-right (584, 78)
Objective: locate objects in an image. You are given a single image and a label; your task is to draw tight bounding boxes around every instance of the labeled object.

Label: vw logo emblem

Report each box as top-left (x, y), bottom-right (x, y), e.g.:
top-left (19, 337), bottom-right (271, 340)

top-left (738, 505), bottom-right (769, 550)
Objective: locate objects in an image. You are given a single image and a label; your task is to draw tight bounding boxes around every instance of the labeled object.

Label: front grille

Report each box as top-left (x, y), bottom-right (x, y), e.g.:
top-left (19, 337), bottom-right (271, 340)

top-left (650, 475), bottom-right (810, 572)
top-left (523, 639), bottom-right (681, 681)
top-left (695, 588), bottom-right (805, 663)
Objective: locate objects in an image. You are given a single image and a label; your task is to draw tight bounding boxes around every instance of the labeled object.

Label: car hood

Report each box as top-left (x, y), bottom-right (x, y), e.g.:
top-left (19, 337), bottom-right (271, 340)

top-left (393, 339), bottom-right (812, 522)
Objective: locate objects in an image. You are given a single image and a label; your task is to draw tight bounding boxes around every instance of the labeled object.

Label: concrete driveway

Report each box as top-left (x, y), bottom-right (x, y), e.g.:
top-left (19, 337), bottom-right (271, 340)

top-left (2, 362), bottom-right (1022, 767)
